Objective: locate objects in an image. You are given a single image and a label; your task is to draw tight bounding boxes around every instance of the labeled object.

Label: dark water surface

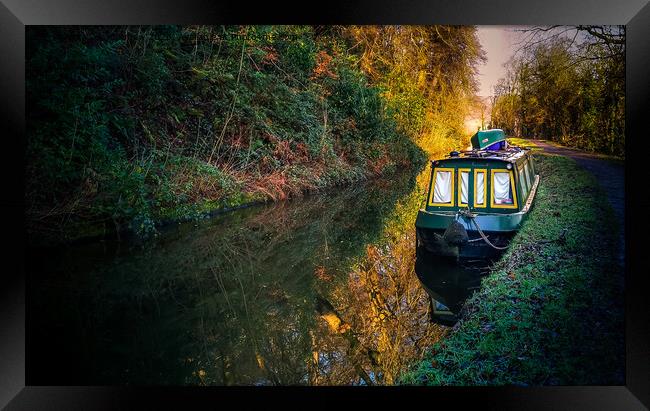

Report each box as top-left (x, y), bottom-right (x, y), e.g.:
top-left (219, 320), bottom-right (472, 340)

top-left (28, 171), bottom-right (484, 385)
top-left (415, 247), bottom-right (493, 326)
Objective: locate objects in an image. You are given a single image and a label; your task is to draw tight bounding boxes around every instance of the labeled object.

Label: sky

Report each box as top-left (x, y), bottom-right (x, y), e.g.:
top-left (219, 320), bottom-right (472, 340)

top-left (475, 26), bottom-right (522, 98)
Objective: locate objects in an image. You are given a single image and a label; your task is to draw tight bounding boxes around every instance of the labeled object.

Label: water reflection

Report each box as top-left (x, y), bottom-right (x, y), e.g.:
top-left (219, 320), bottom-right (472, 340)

top-left (414, 245), bottom-right (495, 326)
top-left (28, 170), bottom-right (445, 385)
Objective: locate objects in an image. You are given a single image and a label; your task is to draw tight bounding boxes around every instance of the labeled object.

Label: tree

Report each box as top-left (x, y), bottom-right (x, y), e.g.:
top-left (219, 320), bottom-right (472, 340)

top-left (491, 26), bottom-right (624, 156)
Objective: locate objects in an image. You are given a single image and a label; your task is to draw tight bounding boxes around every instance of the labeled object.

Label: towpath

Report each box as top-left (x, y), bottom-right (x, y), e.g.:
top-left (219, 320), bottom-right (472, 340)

top-left (530, 139), bottom-right (625, 267)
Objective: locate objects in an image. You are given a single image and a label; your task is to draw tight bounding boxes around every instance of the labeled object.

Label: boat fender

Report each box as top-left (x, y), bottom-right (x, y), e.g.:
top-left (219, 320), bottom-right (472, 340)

top-left (443, 220), bottom-right (469, 245)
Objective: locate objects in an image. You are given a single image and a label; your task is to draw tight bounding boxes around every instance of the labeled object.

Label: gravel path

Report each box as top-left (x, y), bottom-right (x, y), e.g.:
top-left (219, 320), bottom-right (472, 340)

top-left (531, 140), bottom-right (625, 267)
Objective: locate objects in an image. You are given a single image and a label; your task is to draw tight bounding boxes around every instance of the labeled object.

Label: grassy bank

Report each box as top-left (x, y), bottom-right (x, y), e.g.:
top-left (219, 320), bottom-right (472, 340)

top-left (400, 153), bottom-right (624, 385)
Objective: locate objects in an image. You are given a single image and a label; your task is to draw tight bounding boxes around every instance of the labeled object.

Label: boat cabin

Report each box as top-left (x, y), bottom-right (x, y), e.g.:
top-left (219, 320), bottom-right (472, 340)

top-left (415, 129), bottom-right (540, 259)
top-left (425, 132), bottom-right (537, 214)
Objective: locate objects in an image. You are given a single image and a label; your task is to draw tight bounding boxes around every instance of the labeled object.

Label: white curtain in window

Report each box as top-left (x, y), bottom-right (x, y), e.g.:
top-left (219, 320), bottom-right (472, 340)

top-left (519, 170), bottom-right (527, 196)
top-left (476, 172), bottom-right (485, 205)
top-left (433, 170), bottom-right (452, 203)
top-left (460, 171), bottom-right (469, 204)
top-left (524, 166), bottom-right (532, 192)
top-left (493, 171), bottom-right (512, 204)
top-left (524, 163), bottom-right (532, 186)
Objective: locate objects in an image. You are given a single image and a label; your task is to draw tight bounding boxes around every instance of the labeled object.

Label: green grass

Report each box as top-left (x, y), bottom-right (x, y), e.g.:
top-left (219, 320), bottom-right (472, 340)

top-left (399, 154), bottom-right (624, 385)
top-left (507, 137), bottom-right (539, 149)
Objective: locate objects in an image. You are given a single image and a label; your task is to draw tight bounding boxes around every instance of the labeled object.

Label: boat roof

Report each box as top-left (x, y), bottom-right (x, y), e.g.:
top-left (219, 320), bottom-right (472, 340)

top-left (436, 144), bottom-right (529, 164)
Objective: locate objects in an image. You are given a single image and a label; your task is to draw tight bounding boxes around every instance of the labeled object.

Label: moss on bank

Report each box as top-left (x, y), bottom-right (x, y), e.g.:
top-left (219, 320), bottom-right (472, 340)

top-left (400, 154), bottom-right (624, 385)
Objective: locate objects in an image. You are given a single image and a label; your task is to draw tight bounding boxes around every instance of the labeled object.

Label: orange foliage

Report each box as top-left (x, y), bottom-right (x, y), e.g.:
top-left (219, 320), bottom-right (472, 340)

top-left (229, 126), bottom-right (249, 149)
top-left (311, 51), bottom-right (338, 80)
top-left (260, 46), bottom-right (279, 66)
top-left (294, 142), bottom-right (310, 162)
top-left (247, 171), bottom-right (295, 201)
top-left (314, 266), bottom-right (333, 281)
top-left (273, 140), bottom-right (295, 164)
top-left (271, 139), bottom-right (311, 166)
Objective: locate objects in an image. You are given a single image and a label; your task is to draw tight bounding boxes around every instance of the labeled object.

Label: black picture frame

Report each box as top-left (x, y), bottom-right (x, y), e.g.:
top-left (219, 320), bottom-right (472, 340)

top-left (2, 0), bottom-right (648, 408)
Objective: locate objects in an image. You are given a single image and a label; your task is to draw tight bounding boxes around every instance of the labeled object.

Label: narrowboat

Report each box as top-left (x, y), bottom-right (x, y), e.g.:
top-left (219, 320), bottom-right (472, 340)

top-left (415, 129), bottom-right (539, 260)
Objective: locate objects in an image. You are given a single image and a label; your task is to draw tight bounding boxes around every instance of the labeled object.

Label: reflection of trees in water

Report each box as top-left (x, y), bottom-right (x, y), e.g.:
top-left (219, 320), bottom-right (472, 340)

top-left (186, 167), bottom-right (456, 385)
top-left (311, 231), bottom-right (447, 385)
top-left (309, 170), bottom-right (448, 385)
top-left (185, 175), bottom-right (416, 385)
top-left (32, 168), bottom-right (451, 385)
top-left (30, 171), bottom-right (423, 385)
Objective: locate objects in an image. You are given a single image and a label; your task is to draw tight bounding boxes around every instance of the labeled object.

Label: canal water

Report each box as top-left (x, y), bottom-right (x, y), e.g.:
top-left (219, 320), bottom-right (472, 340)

top-left (27, 169), bottom-right (488, 385)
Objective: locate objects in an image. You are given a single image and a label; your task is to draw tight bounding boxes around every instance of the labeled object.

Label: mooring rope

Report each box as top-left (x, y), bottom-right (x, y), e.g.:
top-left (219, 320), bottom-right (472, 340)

top-left (458, 209), bottom-right (510, 250)
top-left (457, 208), bottom-right (567, 250)
top-left (470, 218), bottom-right (510, 250)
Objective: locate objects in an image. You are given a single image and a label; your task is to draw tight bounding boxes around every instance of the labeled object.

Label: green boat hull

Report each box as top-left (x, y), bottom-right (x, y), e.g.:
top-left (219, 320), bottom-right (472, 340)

top-left (415, 210), bottom-right (529, 259)
top-left (415, 209), bottom-right (529, 232)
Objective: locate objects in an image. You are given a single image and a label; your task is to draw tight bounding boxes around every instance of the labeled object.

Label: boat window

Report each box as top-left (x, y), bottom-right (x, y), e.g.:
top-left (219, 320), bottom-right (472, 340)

top-left (492, 170), bottom-right (515, 206)
top-left (474, 169), bottom-right (486, 207)
top-left (429, 168), bottom-right (454, 206)
top-left (519, 168), bottom-right (528, 198)
top-left (524, 162), bottom-right (533, 186)
top-left (527, 159), bottom-right (535, 178)
top-left (520, 165), bottom-right (529, 193)
top-left (519, 165), bottom-right (530, 192)
top-left (459, 169), bottom-right (470, 205)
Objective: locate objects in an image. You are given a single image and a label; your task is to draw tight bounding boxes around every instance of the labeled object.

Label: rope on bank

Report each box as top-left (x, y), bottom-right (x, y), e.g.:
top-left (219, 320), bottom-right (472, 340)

top-left (457, 208), bottom-right (568, 250)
